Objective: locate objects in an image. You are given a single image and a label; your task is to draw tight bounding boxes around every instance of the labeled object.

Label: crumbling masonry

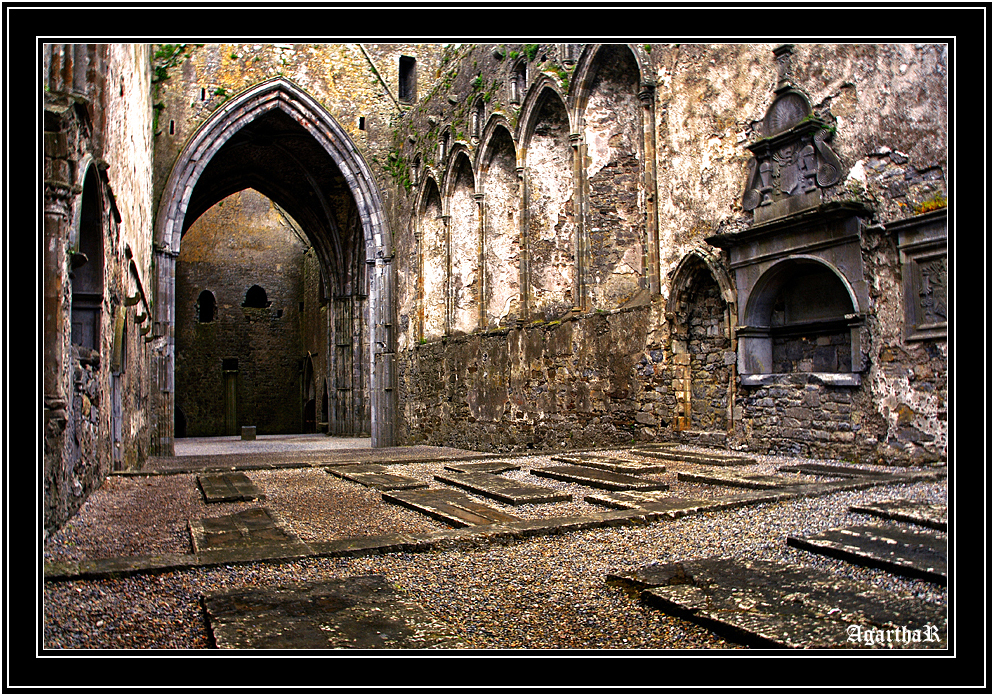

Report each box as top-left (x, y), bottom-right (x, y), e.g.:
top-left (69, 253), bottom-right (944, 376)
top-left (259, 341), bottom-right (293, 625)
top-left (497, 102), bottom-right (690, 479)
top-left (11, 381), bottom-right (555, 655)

top-left (42, 43), bottom-right (948, 534)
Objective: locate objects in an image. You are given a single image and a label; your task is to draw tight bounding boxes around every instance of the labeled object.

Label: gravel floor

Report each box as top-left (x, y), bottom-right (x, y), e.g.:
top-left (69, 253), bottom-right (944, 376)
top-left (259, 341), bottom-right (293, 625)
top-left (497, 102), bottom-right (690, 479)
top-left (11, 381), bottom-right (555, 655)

top-left (42, 447), bottom-right (948, 652)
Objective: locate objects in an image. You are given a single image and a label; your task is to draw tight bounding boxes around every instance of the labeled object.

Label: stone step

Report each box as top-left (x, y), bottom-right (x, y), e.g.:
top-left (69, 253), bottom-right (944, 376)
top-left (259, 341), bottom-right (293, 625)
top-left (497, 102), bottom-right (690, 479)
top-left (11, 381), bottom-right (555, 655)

top-left (610, 557), bottom-right (946, 649)
top-left (197, 472), bottom-right (265, 503)
top-left (434, 471), bottom-right (571, 506)
top-left (552, 454), bottom-right (666, 475)
top-left (203, 575), bottom-right (461, 649)
top-left (530, 464), bottom-right (668, 492)
top-left (849, 499), bottom-right (947, 531)
top-left (325, 463), bottom-right (427, 491)
top-left (382, 488), bottom-right (521, 528)
top-left (787, 523), bottom-right (947, 583)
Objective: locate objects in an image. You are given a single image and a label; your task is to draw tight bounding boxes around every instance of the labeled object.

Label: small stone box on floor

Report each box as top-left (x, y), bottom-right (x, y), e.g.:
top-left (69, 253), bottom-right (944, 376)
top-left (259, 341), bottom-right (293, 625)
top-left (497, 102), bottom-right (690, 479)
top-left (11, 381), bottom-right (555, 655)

top-left (203, 575), bottom-right (461, 649)
top-left (241, 426), bottom-right (256, 441)
top-left (197, 472), bottom-right (265, 503)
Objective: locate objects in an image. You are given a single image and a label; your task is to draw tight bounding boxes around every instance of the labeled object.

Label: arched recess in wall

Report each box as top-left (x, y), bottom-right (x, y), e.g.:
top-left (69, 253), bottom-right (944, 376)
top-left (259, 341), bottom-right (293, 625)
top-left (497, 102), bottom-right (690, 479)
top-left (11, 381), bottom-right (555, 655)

top-left (667, 249), bottom-right (736, 433)
top-left (153, 77), bottom-right (395, 453)
top-left (520, 82), bottom-right (576, 321)
top-left (740, 257), bottom-right (861, 377)
top-left (71, 165), bottom-right (105, 350)
top-left (574, 44), bottom-right (648, 310)
top-left (480, 121), bottom-right (521, 328)
top-left (417, 176), bottom-right (446, 341)
top-left (445, 148), bottom-right (480, 335)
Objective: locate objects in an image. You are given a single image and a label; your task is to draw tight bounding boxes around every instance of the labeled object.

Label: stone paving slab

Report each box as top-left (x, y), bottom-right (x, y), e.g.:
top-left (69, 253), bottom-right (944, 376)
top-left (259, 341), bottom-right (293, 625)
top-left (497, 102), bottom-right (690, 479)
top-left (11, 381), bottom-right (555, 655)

top-left (631, 444), bottom-right (756, 466)
top-left (787, 523), bottom-right (946, 583)
top-left (849, 499), bottom-right (947, 531)
top-left (611, 557), bottom-right (946, 649)
top-left (677, 468), bottom-right (799, 490)
top-left (197, 472), bottom-right (266, 503)
top-left (383, 488), bottom-right (522, 528)
top-left (531, 464), bottom-right (669, 491)
top-left (203, 575), bottom-right (460, 649)
top-left (434, 471), bottom-right (571, 506)
top-left (325, 463), bottom-right (427, 491)
top-left (552, 454), bottom-right (666, 474)
top-left (778, 463), bottom-right (896, 478)
top-left (188, 507), bottom-right (307, 555)
top-left (443, 461), bottom-right (521, 474)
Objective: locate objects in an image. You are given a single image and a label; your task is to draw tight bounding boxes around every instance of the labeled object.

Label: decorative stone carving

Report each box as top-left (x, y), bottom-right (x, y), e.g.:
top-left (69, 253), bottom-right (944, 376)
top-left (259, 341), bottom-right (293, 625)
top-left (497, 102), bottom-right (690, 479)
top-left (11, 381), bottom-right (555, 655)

top-left (890, 209), bottom-right (947, 341)
top-left (742, 89), bottom-right (843, 222)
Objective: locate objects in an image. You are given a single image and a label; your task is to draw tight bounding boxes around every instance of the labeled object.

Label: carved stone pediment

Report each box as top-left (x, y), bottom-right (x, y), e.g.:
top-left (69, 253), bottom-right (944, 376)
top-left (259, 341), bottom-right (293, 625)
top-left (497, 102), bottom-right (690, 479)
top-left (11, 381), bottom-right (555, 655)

top-left (742, 89), bottom-right (842, 222)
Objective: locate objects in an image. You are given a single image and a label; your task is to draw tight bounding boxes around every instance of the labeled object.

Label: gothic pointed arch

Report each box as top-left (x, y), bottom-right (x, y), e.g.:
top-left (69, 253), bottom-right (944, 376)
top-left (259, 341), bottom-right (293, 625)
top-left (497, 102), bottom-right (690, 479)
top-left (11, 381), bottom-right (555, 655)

top-left (480, 122), bottom-right (522, 328)
top-left (443, 148), bottom-right (480, 334)
top-left (520, 83), bottom-right (576, 321)
top-left (152, 77), bottom-right (395, 452)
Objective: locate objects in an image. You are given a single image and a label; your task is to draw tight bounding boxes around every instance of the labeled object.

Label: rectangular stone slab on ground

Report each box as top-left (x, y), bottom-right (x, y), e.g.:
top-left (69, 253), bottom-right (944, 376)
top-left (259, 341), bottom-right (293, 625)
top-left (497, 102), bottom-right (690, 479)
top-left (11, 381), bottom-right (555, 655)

top-left (778, 463), bottom-right (895, 478)
top-left (442, 461), bottom-right (521, 474)
top-left (849, 499), bottom-right (947, 531)
top-left (584, 490), bottom-right (714, 513)
top-left (187, 507), bottom-right (306, 555)
top-left (531, 464), bottom-right (669, 491)
top-left (196, 472), bottom-right (266, 503)
top-left (325, 463), bottom-right (427, 491)
top-left (552, 454), bottom-right (666, 474)
top-left (787, 523), bottom-right (947, 583)
top-left (631, 445), bottom-right (756, 467)
top-left (382, 488), bottom-right (522, 527)
top-left (434, 471), bottom-right (571, 505)
top-left (203, 575), bottom-right (461, 649)
top-left (677, 468), bottom-right (797, 490)
top-left (621, 557), bottom-right (946, 649)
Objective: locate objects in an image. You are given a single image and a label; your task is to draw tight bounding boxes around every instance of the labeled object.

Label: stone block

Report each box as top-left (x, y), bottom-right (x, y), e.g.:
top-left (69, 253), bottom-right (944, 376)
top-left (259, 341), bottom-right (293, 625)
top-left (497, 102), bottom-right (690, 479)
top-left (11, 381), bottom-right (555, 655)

top-left (241, 426), bottom-right (257, 440)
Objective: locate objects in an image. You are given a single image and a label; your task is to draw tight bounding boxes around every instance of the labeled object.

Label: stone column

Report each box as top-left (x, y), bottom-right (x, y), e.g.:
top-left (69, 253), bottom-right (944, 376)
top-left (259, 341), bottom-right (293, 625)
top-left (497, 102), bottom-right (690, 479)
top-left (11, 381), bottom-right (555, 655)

top-left (639, 83), bottom-right (660, 295)
top-left (475, 192), bottom-right (486, 330)
top-left (43, 183), bottom-right (74, 425)
top-left (569, 131), bottom-right (587, 313)
top-left (151, 246), bottom-right (177, 456)
top-left (370, 256), bottom-right (396, 447)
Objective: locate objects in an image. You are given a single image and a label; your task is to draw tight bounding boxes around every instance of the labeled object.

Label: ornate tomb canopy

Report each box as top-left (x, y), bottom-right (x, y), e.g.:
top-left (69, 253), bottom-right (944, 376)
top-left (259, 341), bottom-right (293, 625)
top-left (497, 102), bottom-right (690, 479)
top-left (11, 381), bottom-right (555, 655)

top-left (742, 45), bottom-right (843, 223)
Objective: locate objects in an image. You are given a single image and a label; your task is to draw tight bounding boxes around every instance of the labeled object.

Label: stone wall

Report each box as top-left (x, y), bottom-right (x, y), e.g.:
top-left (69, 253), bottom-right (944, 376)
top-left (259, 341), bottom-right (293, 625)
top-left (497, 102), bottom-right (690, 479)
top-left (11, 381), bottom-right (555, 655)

top-left (43, 44), bottom-right (155, 534)
top-left (175, 189), bottom-right (309, 436)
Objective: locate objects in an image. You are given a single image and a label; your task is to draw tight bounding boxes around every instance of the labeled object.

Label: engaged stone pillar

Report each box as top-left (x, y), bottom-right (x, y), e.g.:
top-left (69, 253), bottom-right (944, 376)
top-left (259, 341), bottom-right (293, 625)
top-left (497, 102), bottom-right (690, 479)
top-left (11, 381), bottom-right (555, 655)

top-left (44, 183), bottom-right (74, 423)
top-left (370, 256), bottom-right (396, 448)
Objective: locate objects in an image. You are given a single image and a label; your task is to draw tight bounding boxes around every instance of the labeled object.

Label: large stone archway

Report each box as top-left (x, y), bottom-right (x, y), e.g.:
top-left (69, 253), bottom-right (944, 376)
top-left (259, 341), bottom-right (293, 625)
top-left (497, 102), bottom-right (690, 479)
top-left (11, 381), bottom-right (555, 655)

top-left (151, 77), bottom-right (395, 454)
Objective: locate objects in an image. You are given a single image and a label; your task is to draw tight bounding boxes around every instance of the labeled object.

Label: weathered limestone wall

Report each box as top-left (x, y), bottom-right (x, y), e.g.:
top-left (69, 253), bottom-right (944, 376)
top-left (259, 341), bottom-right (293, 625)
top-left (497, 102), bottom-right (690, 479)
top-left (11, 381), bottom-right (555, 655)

top-left (43, 44), bottom-right (155, 534)
top-left (387, 42), bottom-right (947, 464)
top-left (175, 190), bottom-right (309, 436)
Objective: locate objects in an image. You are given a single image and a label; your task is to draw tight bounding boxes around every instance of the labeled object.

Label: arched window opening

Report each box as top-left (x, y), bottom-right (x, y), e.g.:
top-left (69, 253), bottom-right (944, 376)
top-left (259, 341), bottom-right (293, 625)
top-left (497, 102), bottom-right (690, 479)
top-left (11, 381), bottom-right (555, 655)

top-left (243, 284), bottom-right (270, 308)
top-left (197, 290), bottom-right (217, 323)
top-left (71, 167), bottom-right (104, 349)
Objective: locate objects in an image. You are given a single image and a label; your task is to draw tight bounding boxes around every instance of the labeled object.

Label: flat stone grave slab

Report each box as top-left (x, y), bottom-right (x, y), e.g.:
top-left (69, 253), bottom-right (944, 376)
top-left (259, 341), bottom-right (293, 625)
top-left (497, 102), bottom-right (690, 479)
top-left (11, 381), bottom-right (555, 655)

top-left (787, 523), bottom-right (946, 583)
top-left (611, 557), bottom-right (946, 649)
top-left (203, 575), bottom-right (460, 649)
top-left (552, 453), bottom-right (666, 474)
top-left (325, 463), bottom-right (427, 491)
top-left (188, 507), bottom-right (306, 555)
top-left (434, 471), bottom-right (571, 506)
top-left (383, 488), bottom-right (522, 528)
top-left (778, 463), bottom-right (896, 479)
top-left (849, 499), bottom-right (947, 531)
top-left (631, 444), bottom-right (756, 467)
top-left (197, 472), bottom-right (265, 503)
top-left (678, 467), bottom-right (798, 490)
top-left (443, 461), bottom-right (520, 474)
top-left (585, 490), bottom-right (712, 512)
top-left (530, 464), bottom-right (668, 492)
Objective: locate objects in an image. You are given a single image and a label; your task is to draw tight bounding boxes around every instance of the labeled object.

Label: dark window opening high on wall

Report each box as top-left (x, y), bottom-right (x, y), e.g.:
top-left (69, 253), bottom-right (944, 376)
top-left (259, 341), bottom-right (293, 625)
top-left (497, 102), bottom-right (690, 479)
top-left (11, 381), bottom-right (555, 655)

top-left (398, 55), bottom-right (416, 103)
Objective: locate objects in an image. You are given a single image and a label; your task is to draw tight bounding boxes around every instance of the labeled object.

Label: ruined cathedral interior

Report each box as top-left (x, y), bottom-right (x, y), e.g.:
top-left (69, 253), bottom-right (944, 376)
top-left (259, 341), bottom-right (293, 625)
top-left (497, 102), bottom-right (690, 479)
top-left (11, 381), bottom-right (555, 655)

top-left (41, 41), bottom-right (949, 534)
top-left (23, 28), bottom-right (972, 666)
